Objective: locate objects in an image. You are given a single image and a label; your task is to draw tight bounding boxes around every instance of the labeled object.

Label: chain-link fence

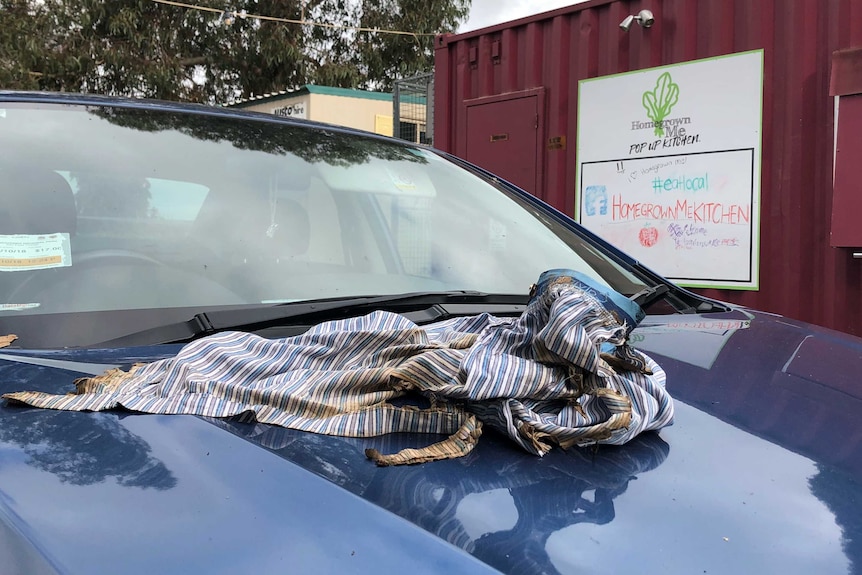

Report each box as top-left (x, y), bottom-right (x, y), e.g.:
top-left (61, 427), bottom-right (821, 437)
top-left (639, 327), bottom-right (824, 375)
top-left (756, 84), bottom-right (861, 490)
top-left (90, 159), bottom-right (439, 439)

top-left (393, 72), bottom-right (434, 146)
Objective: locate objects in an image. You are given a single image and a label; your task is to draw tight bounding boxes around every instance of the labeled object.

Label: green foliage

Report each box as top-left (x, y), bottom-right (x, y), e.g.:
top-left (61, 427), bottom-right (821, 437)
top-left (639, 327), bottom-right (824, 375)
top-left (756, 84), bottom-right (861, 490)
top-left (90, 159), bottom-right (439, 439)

top-left (91, 106), bottom-right (429, 166)
top-left (642, 72), bottom-right (680, 137)
top-left (0, 0), bottom-right (469, 103)
top-left (350, 0), bottom-right (467, 89)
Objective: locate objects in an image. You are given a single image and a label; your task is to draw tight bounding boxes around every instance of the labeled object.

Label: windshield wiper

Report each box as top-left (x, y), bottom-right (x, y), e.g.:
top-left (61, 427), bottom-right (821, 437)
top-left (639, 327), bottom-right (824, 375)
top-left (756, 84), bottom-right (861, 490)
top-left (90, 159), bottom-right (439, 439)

top-left (628, 264), bottom-right (728, 314)
top-left (630, 284), bottom-right (670, 308)
top-left (92, 291), bottom-right (528, 348)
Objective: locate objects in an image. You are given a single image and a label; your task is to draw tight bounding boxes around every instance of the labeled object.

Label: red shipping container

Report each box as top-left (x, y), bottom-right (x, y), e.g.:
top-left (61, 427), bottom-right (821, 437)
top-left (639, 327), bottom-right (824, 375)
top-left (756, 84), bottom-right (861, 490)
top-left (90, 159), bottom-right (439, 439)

top-left (435, 0), bottom-right (862, 335)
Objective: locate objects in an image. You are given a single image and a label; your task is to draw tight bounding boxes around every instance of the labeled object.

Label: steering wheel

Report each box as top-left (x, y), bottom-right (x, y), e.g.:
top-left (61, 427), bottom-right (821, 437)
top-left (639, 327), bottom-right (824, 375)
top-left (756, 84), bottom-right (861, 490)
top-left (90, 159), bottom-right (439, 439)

top-left (71, 249), bottom-right (166, 267)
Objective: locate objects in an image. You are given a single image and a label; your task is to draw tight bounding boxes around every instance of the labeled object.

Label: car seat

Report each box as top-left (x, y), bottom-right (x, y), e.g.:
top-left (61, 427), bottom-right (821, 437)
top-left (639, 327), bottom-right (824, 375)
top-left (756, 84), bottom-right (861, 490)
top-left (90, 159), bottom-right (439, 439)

top-left (0, 168), bottom-right (77, 235)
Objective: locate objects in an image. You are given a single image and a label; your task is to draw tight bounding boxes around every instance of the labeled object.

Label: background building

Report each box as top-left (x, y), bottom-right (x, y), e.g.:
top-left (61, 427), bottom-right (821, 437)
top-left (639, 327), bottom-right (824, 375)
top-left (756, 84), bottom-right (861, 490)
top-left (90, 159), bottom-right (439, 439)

top-left (434, 0), bottom-right (862, 336)
top-left (229, 84), bottom-right (428, 143)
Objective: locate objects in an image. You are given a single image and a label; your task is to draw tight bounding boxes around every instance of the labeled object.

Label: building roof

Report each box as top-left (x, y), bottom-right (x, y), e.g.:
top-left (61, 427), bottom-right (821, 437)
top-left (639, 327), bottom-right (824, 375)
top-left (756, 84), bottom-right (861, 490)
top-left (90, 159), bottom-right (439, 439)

top-left (228, 84), bottom-right (392, 107)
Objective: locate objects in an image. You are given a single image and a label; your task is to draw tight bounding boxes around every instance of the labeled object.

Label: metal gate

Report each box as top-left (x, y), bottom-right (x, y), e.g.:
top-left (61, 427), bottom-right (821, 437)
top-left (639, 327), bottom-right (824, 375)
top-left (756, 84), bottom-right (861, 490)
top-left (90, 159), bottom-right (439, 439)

top-left (393, 72), bottom-right (433, 145)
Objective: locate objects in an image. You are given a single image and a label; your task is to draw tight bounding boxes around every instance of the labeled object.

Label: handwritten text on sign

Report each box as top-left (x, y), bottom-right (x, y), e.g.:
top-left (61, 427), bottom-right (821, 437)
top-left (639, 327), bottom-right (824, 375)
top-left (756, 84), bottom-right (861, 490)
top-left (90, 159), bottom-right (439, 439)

top-left (579, 149), bottom-right (754, 284)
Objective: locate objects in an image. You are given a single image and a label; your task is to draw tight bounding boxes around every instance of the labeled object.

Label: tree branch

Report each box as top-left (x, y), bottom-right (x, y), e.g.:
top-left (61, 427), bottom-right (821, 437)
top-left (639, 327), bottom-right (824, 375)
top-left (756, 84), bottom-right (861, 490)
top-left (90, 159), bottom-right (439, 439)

top-left (179, 56), bottom-right (207, 67)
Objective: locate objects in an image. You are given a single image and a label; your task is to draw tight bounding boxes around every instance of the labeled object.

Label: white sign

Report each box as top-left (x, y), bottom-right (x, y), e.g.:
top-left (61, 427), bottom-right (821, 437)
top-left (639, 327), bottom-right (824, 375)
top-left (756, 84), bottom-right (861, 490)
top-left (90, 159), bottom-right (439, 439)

top-left (0, 233), bottom-right (72, 271)
top-left (576, 51), bottom-right (763, 290)
top-left (273, 102), bottom-right (306, 119)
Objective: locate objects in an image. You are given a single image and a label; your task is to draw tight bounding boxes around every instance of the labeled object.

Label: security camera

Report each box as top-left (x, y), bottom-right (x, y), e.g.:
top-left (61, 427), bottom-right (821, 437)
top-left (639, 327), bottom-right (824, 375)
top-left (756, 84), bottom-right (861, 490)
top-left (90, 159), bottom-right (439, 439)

top-left (619, 15), bottom-right (635, 31)
top-left (620, 9), bottom-right (655, 31)
top-left (637, 9), bottom-right (655, 28)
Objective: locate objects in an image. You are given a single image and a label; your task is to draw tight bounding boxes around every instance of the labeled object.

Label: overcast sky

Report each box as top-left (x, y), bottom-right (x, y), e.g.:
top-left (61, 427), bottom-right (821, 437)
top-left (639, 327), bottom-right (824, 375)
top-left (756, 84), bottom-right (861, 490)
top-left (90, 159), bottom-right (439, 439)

top-left (459, 0), bottom-right (586, 32)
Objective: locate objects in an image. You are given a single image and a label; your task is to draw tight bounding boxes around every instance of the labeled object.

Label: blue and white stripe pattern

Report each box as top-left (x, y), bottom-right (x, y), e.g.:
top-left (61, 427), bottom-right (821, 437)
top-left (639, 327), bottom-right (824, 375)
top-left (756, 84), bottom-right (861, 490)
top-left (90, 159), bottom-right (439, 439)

top-left (3, 278), bottom-right (674, 463)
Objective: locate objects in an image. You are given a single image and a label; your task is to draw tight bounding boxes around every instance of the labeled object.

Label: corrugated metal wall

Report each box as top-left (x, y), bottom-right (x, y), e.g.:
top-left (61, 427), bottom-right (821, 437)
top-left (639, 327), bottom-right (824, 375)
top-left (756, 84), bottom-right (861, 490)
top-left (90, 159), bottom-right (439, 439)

top-left (435, 0), bottom-right (862, 336)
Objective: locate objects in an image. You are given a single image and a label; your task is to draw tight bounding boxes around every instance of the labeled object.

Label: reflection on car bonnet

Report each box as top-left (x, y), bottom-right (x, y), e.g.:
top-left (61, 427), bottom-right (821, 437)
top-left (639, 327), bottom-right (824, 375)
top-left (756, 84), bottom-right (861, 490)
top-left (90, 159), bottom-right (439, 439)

top-left (3, 270), bottom-right (674, 466)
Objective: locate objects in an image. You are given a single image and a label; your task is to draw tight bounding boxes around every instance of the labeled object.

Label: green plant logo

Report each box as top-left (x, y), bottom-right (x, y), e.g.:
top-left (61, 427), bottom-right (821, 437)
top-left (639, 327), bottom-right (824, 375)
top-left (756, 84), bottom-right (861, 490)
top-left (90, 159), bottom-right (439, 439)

top-left (642, 72), bottom-right (680, 137)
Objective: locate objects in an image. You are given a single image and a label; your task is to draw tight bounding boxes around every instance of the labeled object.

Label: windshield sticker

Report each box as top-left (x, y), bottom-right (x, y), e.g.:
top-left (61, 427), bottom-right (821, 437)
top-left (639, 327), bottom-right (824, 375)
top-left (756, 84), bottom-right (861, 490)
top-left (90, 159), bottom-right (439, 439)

top-left (0, 233), bottom-right (72, 271)
top-left (386, 167), bottom-right (418, 191)
top-left (0, 303), bottom-right (40, 312)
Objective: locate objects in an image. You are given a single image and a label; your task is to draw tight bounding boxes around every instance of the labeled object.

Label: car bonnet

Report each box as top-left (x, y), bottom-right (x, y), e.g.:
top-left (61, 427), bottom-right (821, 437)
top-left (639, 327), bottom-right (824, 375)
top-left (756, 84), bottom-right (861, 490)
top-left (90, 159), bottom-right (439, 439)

top-left (0, 309), bottom-right (860, 575)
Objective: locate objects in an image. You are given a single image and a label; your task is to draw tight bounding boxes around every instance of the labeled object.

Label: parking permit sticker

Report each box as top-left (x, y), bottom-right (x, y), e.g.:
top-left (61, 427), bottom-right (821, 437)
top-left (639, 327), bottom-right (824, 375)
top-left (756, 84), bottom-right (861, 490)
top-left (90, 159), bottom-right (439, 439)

top-left (0, 233), bottom-right (72, 271)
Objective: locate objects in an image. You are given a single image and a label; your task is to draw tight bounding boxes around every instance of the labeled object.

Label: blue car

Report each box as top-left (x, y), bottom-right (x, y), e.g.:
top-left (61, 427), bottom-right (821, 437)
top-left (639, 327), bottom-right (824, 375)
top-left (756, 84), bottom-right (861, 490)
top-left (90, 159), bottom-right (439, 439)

top-left (0, 91), bottom-right (860, 575)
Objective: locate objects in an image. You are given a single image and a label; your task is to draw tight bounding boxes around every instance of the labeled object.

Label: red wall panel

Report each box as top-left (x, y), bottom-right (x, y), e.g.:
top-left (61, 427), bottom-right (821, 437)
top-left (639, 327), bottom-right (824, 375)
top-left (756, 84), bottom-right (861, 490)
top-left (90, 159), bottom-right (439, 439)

top-left (435, 0), bottom-right (862, 336)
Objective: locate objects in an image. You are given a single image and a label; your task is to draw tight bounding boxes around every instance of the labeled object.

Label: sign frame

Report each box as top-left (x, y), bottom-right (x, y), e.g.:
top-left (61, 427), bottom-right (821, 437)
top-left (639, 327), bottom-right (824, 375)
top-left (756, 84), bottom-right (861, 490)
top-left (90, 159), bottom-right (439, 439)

top-left (575, 50), bottom-right (764, 290)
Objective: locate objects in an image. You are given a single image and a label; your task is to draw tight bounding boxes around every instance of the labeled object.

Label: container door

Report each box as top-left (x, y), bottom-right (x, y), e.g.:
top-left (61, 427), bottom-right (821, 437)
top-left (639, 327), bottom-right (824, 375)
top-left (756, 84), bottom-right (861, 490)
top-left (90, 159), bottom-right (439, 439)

top-left (465, 95), bottom-right (539, 193)
top-left (831, 94), bottom-right (862, 247)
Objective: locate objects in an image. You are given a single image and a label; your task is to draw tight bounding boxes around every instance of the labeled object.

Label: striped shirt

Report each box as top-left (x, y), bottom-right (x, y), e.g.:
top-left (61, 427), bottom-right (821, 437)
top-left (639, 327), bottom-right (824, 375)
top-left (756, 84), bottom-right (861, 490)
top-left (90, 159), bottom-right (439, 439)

top-left (3, 279), bottom-right (674, 465)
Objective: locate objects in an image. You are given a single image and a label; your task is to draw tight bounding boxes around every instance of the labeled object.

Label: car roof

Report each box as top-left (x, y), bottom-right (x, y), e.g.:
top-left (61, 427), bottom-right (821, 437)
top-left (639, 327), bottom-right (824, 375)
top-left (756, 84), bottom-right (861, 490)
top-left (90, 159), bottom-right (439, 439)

top-left (0, 90), bottom-right (411, 145)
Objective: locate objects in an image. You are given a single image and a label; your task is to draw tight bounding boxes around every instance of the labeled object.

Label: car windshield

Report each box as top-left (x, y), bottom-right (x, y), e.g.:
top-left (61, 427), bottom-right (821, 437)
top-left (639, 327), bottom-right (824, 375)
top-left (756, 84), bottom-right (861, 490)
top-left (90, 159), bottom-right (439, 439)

top-left (0, 101), bottom-right (659, 344)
